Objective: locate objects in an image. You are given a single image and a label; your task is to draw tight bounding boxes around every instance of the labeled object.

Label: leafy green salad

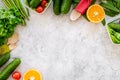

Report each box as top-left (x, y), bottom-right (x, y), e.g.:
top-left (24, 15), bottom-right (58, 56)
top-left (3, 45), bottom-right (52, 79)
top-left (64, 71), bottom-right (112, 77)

top-left (107, 20), bottom-right (120, 44)
top-left (0, 0), bottom-right (29, 46)
top-left (0, 8), bottom-right (23, 46)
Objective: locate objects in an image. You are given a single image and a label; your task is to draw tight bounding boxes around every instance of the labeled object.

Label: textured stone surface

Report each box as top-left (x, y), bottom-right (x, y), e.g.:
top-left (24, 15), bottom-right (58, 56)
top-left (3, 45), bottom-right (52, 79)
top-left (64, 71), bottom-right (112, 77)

top-left (7, 5), bottom-right (120, 80)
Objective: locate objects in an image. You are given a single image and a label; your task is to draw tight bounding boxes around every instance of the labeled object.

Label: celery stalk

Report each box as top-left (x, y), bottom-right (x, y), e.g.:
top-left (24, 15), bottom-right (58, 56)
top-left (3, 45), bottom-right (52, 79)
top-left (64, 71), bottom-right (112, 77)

top-left (2, 0), bottom-right (11, 8)
top-left (14, 0), bottom-right (29, 20)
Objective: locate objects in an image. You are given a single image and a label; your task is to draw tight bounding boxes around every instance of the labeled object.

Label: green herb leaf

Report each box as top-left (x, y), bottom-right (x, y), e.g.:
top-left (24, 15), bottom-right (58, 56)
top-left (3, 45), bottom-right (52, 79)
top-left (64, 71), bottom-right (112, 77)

top-left (0, 8), bottom-right (22, 46)
top-left (101, 18), bottom-right (106, 26)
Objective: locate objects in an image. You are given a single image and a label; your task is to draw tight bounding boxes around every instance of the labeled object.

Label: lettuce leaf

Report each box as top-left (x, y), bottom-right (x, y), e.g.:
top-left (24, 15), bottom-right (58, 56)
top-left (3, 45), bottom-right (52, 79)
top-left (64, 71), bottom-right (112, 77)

top-left (0, 8), bottom-right (22, 46)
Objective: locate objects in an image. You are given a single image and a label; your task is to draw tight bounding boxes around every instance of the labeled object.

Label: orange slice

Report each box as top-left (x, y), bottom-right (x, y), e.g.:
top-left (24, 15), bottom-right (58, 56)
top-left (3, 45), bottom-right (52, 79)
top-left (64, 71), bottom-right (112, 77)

top-left (86, 4), bottom-right (105, 23)
top-left (23, 69), bottom-right (42, 80)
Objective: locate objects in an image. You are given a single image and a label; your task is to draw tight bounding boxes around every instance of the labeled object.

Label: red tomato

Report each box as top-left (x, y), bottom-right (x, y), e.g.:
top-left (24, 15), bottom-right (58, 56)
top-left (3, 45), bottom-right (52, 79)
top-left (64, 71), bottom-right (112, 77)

top-left (41, 0), bottom-right (47, 7)
top-left (12, 71), bottom-right (21, 79)
top-left (36, 6), bottom-right (44, 13)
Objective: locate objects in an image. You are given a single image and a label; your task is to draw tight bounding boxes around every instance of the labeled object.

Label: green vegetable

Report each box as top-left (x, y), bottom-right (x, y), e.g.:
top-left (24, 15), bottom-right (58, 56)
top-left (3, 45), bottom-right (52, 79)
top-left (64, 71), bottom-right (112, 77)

top-left (108, 22), bottom-right (120, 32)
top-left (7, 0), bottom-right (17, 8)
top-left (104, 9), bottom-right (118, 17)
top-left (107, 27), bottom-right (119, 44)
top-left (100, 0), bottom-right (120, 17)
top-left (0, 58), bottom-right (21, 80)
top-left (61, 0), bottom-right (72, 14)
top-left (108, 24), bottom-right (120, 44)
top-left (0, 53), bottom-right (10, 67)
top-left (113, 0), bottom-right (120, 10)
top-left (2, 0), bottom-right (12, 8)
top-left (110, 34), bottom-right (120, 44)
top-left (0, 8), bottom-right (22, 46)
top-left (101, 18), bottom-right (106, 26)
top-left (2, 0), bottom-right (29, 25)
top-left (114, 32), bottom-right (120, 41)
top-left (25, 0), bottom-right (31, 6)
top-left (14, 0), bottom-right (29, 20)
top-left (30, 0), bottom-right (42, 8)
top-left (1, 0), bottom-right (29, 45)
top-left (108, 26), bottom-right (120, 40)
top-left (53, 0), bottom-right (61, 15)
top-left (100, 2), bottom-right (119, 13)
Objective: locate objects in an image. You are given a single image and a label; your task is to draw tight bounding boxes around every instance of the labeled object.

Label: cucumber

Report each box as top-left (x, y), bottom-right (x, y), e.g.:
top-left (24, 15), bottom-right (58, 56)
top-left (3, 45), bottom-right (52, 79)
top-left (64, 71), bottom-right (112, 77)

top-left (0, 58), bottom-right (21, 80)
top-left (30, 0), bottom-right (41, 8)
top-left (0, 53), bottom-right (10, 67)
top-left (61, 0), bottom-right (72, 14)
top-left (53, 0), bottom-right (61, 15)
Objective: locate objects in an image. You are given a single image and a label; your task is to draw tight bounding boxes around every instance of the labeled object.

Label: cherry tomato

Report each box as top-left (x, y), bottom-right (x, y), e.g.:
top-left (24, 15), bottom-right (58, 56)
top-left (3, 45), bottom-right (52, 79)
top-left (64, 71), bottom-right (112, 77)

top-left (36, 6), bottom-right (44, 13)
top-left (12, 71), bottom-right (21, 79)
top-left (41, 0), bottom-right (47, 7)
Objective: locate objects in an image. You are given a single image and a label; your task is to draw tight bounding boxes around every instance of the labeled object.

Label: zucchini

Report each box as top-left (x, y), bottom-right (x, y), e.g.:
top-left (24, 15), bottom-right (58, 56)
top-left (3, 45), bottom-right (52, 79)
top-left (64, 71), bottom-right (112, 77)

top-left (61, 0), bottom-right (72, 14)
top-left (53, 0), bottom-right (61, 15)
top-left (0, 58), bottom-right (21, 80)
top-left (0, 53), bottom-right (10, 67)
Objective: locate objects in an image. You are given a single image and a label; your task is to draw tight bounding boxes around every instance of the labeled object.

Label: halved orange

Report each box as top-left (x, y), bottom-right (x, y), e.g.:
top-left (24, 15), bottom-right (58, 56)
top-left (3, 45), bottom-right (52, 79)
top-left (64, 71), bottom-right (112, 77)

top-left (86, 4), bottom-right (105, 23)
top-left (23, 69), bottom-right (42, 80)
